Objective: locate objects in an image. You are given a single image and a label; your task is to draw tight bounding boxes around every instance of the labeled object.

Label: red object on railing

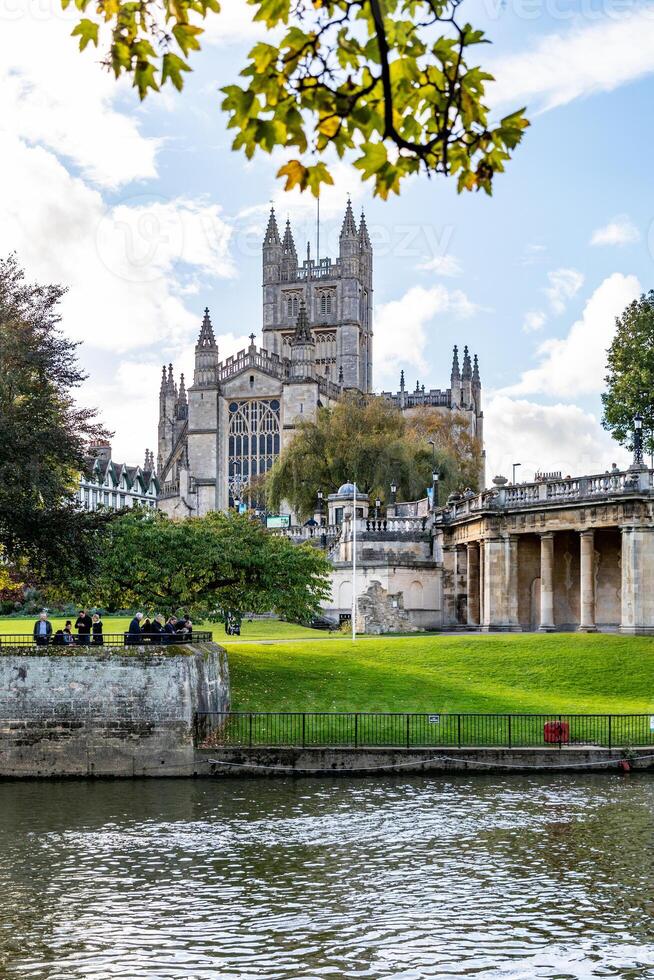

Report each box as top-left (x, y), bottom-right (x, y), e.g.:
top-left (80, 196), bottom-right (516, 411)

top-left (544, 721), bottom-right (570, 744)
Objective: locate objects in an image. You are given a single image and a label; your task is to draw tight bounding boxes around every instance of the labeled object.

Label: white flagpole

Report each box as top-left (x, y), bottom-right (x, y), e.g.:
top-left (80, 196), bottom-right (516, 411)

top-left (352, 483), bottom-right (357, 641)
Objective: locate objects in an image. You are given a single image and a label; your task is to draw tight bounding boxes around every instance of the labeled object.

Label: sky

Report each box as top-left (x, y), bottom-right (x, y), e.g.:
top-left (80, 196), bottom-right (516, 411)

top-left (3, 0), bottom-right (654, 481)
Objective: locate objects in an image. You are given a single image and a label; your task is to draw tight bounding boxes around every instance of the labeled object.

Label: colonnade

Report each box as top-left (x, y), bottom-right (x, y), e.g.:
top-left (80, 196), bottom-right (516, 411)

top-left (448, 525), bottom-right (654, 633)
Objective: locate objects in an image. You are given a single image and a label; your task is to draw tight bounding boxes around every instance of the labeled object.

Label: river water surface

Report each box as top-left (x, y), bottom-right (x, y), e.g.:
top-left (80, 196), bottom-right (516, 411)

top-left (0, 775), bottom-right (653, 979)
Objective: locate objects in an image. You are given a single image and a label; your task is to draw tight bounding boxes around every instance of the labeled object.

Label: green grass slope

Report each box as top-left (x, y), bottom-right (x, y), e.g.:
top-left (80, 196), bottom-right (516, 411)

top-left (224, 633), bottom-right (654, 714)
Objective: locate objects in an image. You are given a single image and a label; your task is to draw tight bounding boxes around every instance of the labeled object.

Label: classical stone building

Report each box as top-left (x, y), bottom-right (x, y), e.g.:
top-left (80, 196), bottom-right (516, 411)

top-left (277, 459), bottom-right (654, 634)
top-left (157, 202), bottom-right (484, 517)
top-left (79, 442), bottom-right (158, 512)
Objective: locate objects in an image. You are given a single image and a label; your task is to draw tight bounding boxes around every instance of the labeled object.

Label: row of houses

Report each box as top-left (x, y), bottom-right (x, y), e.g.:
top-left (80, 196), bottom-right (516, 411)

top-left (78, 442), bottom-right (159, 511)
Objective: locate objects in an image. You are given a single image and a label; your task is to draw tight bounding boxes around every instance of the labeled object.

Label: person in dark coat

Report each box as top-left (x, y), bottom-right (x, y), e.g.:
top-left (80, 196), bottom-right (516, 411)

top-left (33, 612), bottom-right (52, 646)
top-left (92, 614), bottom-right (103, 646)
top-left (140, 617), bottom-right (152, 642)
top-left (63, 621), bottom-right (75, 645)
top-left (126, 612), bottom-right (144, 645)
top-left (75, 610), bottom-right (92, 645)
top-left (162, 617), bottom-right (177, 643)
top-left (150, 615), bottom-right (164, 636)
top-left (53, 629), bottom-right (65, 646)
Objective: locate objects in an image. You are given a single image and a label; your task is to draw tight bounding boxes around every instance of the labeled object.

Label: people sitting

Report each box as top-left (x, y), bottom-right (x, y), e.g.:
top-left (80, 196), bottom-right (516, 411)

top-left (53, 629), bottom-right (65, 646)
top-left (63, 621), bottom-right (75, 645)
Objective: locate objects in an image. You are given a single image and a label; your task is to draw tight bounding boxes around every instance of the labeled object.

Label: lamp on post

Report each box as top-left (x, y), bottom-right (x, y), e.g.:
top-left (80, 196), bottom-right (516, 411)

top-left (375, 497), bottom-right (381, 519)
top-left (633, 413), bottom-right (644, 467)
top-left (432, 471), bottom-right (440, 509)
top-left (317, 489), bottom-right (324, 526)
top-left (390, 481), bottom-right (397, 506)
top-left (512, 462), bottom-right (521, 484)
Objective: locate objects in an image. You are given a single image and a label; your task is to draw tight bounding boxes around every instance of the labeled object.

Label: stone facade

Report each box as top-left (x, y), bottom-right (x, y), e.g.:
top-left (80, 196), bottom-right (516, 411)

top-left (79, 441), bottom-right (158, 512)
top-left (0, 643), bottom-right (229, 777)
top-left (156, 202), bottom-right (483, 518)
top-left (439, 464), bottom-right (654, 633)
top-left (277, 463), bottom-right (654, 634)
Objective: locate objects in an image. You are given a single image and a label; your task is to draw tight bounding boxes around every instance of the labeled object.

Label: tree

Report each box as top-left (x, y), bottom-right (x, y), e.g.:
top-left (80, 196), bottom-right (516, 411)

top-left (64, 0), bottom-right (529, 198)
top-left (0, 254), bottom-right (110, 582)
top-left (602, 291), bottom-right (654, 457)
top-left (265, 392), bottom-right (471, 519)
top-left (76, 509), bottom-right (331, 621)
top-left (404, 406), bottom-right (482, 490)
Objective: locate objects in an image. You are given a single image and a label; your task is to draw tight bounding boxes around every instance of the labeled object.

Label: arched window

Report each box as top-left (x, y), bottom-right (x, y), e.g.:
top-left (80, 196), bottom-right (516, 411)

top-left (228, 399), bottom-right (281, 508)
top-left (287, 297), bottom-right (293, 317)
top-left (292, 296), bottom-right (298, 317)
top-left (320, 294), bottom-right (326, 315)
top-left (326, 294), bottom-right (332, 314)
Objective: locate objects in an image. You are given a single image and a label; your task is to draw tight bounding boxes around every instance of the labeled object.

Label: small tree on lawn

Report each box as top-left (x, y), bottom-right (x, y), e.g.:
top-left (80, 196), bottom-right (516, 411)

top-left (76, 509), bottom-right (332, 622)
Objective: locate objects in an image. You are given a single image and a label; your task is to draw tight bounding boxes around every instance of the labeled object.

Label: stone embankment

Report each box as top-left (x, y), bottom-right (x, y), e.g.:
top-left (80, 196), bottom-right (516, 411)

top-left (0, 643), bottom-right (229, 777)
top-left (199, 746), bottom-right (654, 776)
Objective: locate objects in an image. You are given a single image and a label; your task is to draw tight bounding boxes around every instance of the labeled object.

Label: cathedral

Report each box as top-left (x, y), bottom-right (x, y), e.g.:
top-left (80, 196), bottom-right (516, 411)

top-left (157, 201), bottom-right (484, 518)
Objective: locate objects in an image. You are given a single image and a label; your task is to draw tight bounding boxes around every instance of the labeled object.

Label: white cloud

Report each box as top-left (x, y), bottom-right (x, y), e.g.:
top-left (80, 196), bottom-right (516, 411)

top-left (523, 310), bottom-right (547, 333)
top-left (0, 135), bottom-right (235, 355)
top-left (202, 0), bottom-right (269, 45)
top-left (501, 272), bottom-right (641, 398)
top-left (0, 3), bottom-right (158, 188)
top-left (484, 395), bottom-right (630, 484)
top-left (545, 267), bottom-right (584, 314)
top-left (489, 10), bottom-right (654, 113)
top-left (418, 254), bottom-right (463, 277)
top-left (591, 215), bottom-right (641, 246)
top-left (374, 285), bottom-right (479, 388)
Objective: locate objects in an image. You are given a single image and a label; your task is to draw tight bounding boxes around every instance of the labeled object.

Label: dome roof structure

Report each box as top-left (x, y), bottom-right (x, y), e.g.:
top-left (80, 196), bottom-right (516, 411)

top-left (337, 482), bottom-right (357, 496)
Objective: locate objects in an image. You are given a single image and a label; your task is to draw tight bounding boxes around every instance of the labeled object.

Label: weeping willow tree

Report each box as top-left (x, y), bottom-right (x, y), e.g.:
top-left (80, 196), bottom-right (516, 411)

top-left (265, 392), bottom-right (476, 519)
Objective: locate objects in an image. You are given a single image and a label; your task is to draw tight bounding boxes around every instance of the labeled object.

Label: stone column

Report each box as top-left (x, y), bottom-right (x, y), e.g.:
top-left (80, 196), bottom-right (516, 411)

top-left (620, 526), bottom-right (654, 634)
top-left (538, 532), bottom-right (555, 632)
top-left (578, 529), bottom-right (597, 632)
top-left (441, 544), bottom-right (458, 628)
top-left (466, 542), bottom-right (480, 626)
top-left (479, 538), bottom-right (485, 626)
top-left (506, 533), bottom-right (521, 630)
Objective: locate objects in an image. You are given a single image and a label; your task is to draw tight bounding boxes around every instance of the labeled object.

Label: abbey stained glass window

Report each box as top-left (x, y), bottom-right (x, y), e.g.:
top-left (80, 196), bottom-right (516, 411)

top-left (228, 399), bottom-right (281, 508)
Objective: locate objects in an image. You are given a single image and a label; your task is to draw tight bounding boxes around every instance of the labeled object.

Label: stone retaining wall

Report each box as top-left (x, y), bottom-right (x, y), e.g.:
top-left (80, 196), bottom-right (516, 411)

top-left (200, 745), bottom-right (651, 776)
top-left (0, 643), bottom-right (229, 777)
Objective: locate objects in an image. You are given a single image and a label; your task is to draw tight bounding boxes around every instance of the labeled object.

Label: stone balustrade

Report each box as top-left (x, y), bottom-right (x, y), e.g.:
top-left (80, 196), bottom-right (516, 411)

top-left (444, 467), bottom-right (652, 521)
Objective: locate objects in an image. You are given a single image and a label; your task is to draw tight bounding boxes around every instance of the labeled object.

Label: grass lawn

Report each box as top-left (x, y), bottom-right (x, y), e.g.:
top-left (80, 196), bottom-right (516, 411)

top-left (0, 616), bottom-right (323, 642)
top-left (223, 633), bottom-right (654, 715)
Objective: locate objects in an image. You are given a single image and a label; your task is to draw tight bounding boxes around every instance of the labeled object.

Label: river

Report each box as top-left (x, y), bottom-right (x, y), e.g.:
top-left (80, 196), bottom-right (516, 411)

top-left (0, 775), bottom-right (652, 979)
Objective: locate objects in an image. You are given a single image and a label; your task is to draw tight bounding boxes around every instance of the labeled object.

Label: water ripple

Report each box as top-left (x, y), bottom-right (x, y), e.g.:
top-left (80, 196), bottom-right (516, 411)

top-left (0, 775), bottom-right (653, 978)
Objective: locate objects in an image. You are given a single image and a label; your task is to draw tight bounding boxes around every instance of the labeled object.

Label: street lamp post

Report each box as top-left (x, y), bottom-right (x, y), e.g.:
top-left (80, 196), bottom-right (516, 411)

top-left (512, 462), bottom-right (521, 485)
top-left (390, 481), bottom-right (397, 506)
top-left (432, 471), bottom-right (440, 509)
top-left (375, 497), bottom-right (381, 520)
top-left (633, 414), bottom-right (644, 466)
top-left (317, 489), bottom-right (324, 526)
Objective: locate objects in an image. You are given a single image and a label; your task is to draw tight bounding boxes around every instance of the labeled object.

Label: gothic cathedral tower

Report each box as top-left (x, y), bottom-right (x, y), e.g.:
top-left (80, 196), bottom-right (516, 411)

top-left (261, 200), bottom-right (373, 391)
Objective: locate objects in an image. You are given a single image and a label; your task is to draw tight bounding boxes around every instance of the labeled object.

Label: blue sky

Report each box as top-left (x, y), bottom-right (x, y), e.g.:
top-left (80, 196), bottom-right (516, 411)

top-left (2, 0), bottom-right (654, 479)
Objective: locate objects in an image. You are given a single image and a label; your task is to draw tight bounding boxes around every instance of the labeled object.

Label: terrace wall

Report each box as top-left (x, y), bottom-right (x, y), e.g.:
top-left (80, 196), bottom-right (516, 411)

top-left (0, 643), bottom-right (229, 777)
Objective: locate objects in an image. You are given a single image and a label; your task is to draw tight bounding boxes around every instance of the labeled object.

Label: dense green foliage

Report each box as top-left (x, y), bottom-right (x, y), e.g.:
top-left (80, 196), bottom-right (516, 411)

top-left (0, 254), bottom-right (109, 584)
top-left (74, 509), bottom-right (332, 621)
top-left (227, 633), bottom-right (654, 713)
top-left (602, 291), bottom-right (654, 456)
top-left (266, 393), bottom-right (480, 519)
top-left (64, 0), bottom-right (528, 197)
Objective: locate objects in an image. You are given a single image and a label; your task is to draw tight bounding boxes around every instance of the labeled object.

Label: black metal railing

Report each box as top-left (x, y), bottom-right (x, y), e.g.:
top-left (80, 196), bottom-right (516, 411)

top-left (0, 630), bottom-right (213, 649)
top-left (194, 711), bottom-right (654, 750)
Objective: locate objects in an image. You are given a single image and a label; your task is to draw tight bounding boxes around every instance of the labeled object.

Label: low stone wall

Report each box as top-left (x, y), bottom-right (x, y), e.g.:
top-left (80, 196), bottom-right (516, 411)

top-left (200, 746), bottom-right (653, 776)
top-left (0, 643), bottom-right (229, 777)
